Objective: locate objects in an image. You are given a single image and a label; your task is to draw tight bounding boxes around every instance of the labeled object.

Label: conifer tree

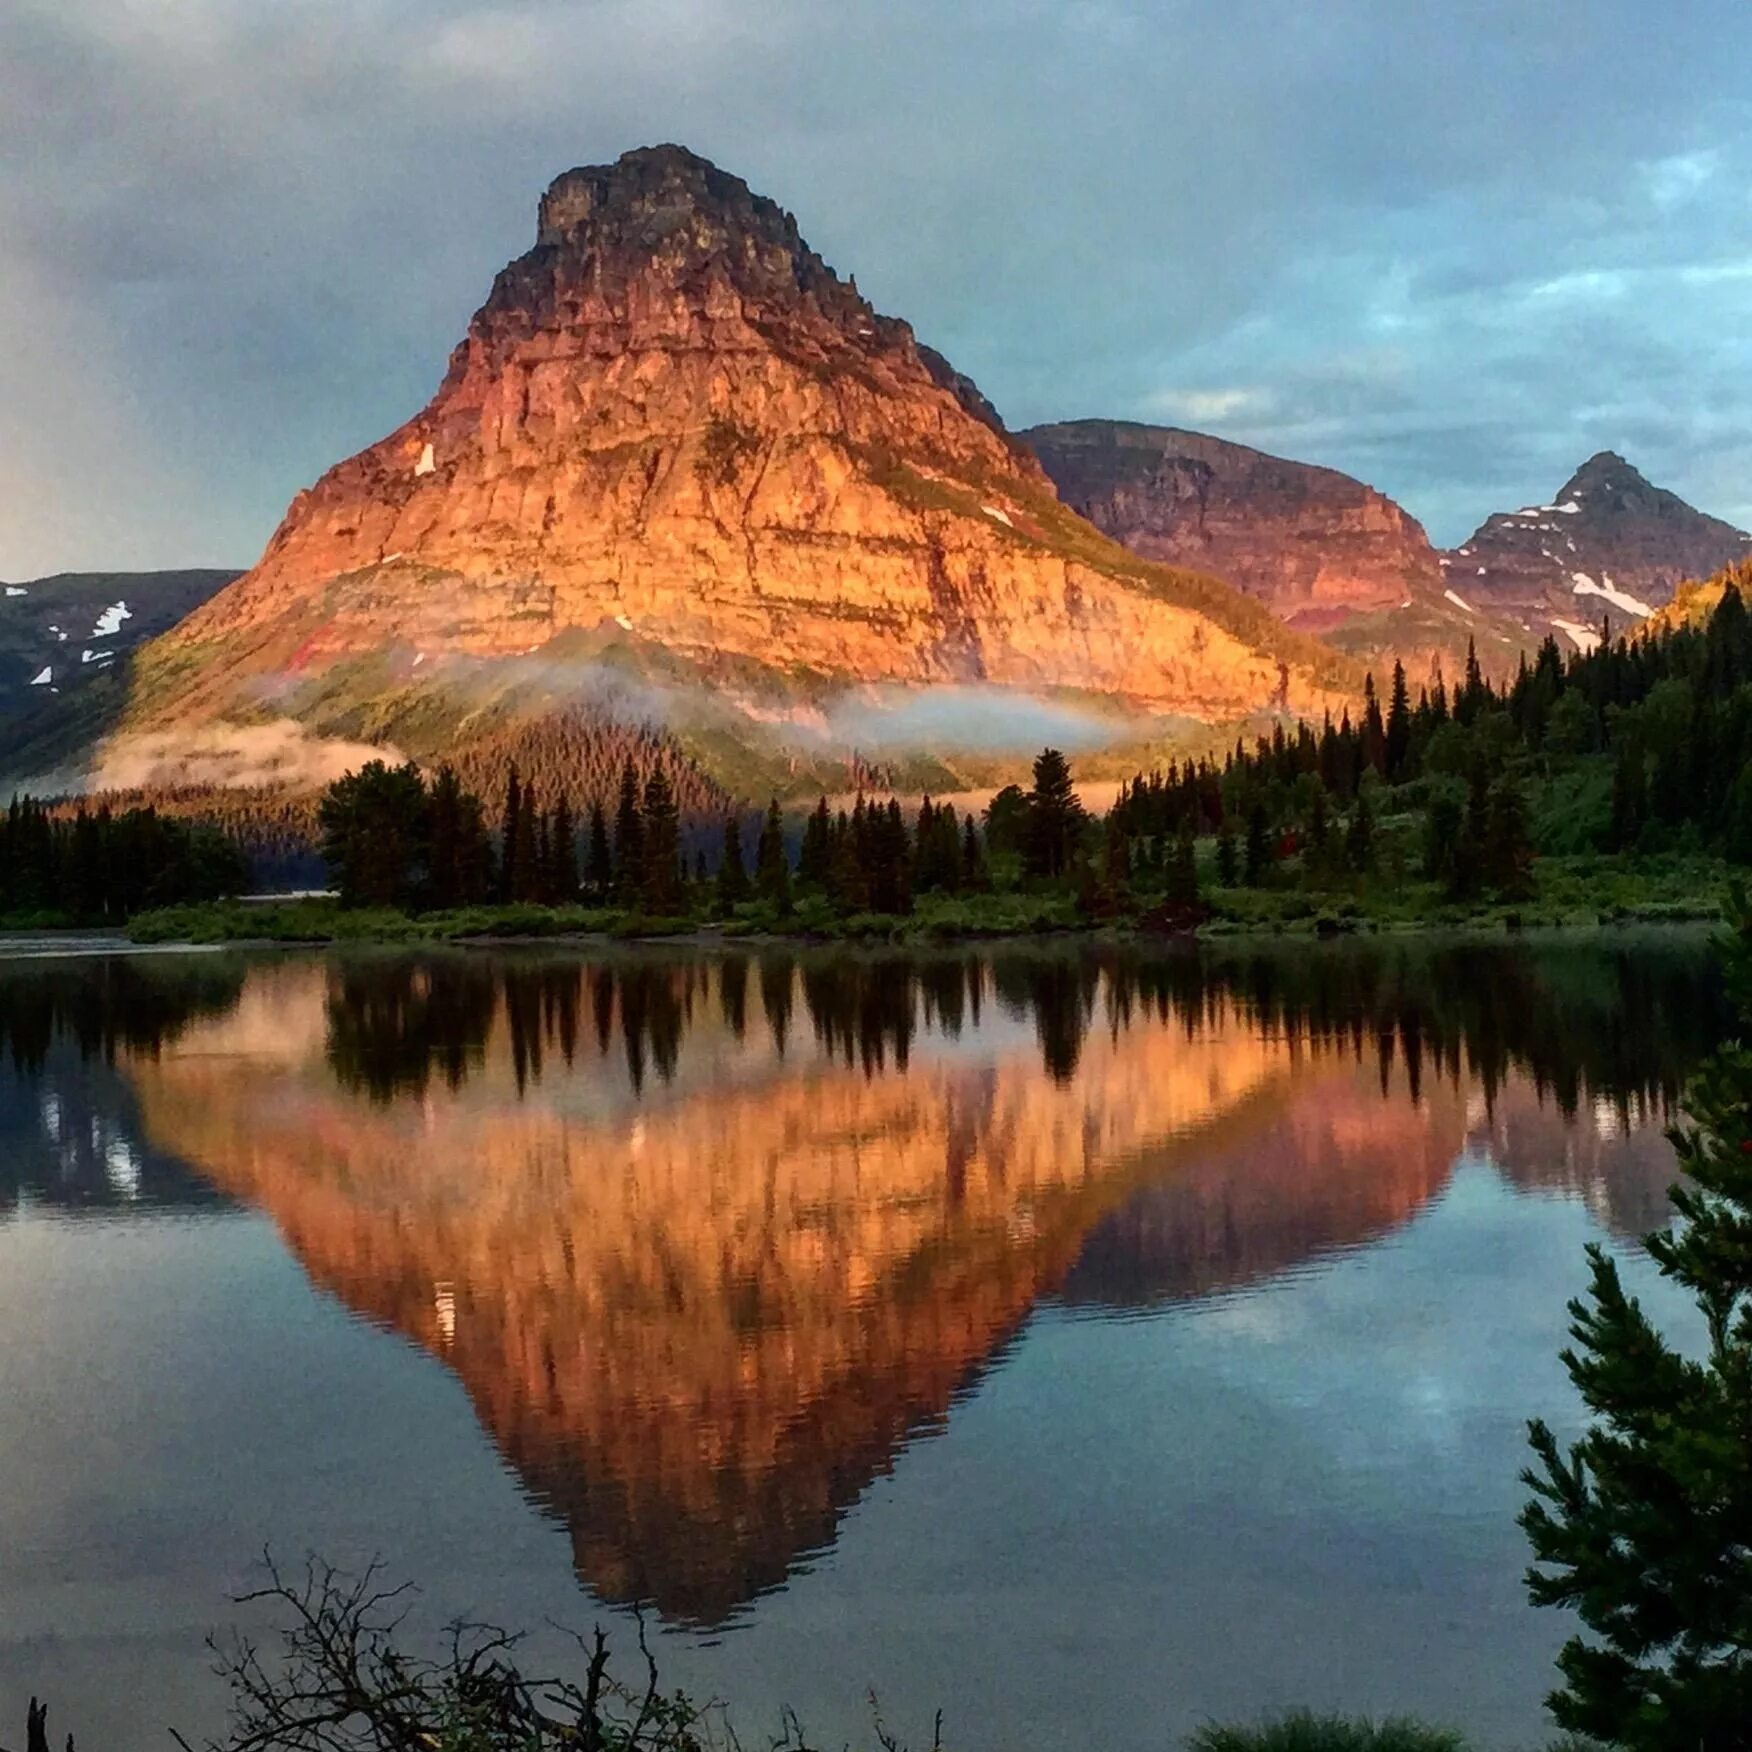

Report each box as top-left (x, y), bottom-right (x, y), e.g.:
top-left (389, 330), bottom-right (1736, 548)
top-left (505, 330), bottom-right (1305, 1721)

top-left (755, 798), bottom-right (791, 910)
top-left (499, 766), bottom-right (524, 904)
top-left (584, 801), bottom-right (613, 900)
top-left (1384, 660), bottom-right (1412, 781)
top-left (550, 796), bottom-right (579, 904)
top-left (1243, 800), bottom-right (1272, 886)
top-left (1165, 822), bottom-right (1200, 908)
top-left (1521, 896), bottom-right (1752, 1745)
top-left (960, 815), bottom-right (988, 891)
top-left (613, 758), bottom-right (644, 905)
top-left (1484, 775), bottom-right (1535, 899)
top-left (798, 798), bottom-right (832, 889)
top-left (1608, 740), bottom-right (1649, 853)
top-left (510, 784), bottom-right (540, 904)
top-left (1344, 786), bottom-right (1375, 874)
top-left (1215, 818), bottom-right (1238, 886)
top-left (1360, 673), bottom-right (1387, 773)
top-left (1023, 748), bottom-right (1083, 878)
top-left (640, 766), bottom-right (680, 914)
top-left (716, 813), bottom-right (749, 908)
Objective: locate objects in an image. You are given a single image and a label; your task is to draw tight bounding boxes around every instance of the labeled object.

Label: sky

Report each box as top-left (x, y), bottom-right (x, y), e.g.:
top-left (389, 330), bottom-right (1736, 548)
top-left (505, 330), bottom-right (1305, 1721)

top-left (3, 0), bottom-right (1751, 578)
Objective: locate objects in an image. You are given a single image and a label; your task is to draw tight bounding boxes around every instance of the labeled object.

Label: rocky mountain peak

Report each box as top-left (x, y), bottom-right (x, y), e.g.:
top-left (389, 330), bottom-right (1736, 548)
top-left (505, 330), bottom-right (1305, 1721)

top-left (127, 152), bottom-right (1353, 785)
top-left (531, 144), bottom-right (836, 301)
top-left (1441, 452), bottom-right (1751, 648)
top-left (1563, 449), bottom-right (1633, 490)
top-left (1022, 419), bottom-right (1441, 628)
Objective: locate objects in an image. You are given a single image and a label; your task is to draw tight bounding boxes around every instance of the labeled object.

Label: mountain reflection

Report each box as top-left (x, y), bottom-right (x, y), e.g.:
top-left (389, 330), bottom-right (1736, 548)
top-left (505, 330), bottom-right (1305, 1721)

top-left (15, 936), bottom-right (1718, 1624)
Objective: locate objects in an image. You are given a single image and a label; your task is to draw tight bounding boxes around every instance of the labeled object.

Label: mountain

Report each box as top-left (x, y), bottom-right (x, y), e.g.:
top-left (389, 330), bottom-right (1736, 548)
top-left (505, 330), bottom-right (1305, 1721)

top-left (109, 146), bottom-right (1352, 800)
top-left (1438, 452), bottom-right (1752, 652)
top-left (1023, 419), bottom-right (1442, 628)
top-left (0, 569), bottom-right (236, 725)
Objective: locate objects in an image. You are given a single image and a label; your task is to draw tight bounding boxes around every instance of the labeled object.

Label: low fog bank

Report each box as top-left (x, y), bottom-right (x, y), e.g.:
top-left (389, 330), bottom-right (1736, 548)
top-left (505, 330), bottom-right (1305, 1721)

top-left (86, 721), bottom-right (401, 794)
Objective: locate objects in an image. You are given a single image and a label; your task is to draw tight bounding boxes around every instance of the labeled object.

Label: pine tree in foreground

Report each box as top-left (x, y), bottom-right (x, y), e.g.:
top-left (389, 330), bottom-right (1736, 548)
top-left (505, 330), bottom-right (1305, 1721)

top-left (1520, 892), bottom-right (1752, 1747)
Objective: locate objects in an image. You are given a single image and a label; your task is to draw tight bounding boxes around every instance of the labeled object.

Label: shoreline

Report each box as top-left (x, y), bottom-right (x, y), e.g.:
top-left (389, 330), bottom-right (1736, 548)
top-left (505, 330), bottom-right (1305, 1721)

top-left (0, 910), bottom-right (1723, 961)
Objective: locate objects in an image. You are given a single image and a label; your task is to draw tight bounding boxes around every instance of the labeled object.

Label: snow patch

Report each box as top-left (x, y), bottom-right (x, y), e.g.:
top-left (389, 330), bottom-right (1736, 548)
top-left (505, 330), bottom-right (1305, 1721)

top-left (414, 441), bottom-right (435, 477)
top-left (1477, 565), bottom-right (1486, 574)
top-left (1552, 617), bottom-right (1602, 653)
top-left (1572, 573), bottom-right (1654, 617)
top-left (1550, 501), bottom-right (1581, 515)
top-left (89, 600), bottom-right (131, 639)
top-left (28, 666), bottom-right (51, 686)
top-left (1443, 588), bottom-right (1475, 614)
top-left (981, 503), bottom-right (1014, 528)
top-left (614, 614), bottom-right (634, 631)
top-left (4, 586), bottom-right (26, 597)
top-left (80, 648), bottom-right (114, 665)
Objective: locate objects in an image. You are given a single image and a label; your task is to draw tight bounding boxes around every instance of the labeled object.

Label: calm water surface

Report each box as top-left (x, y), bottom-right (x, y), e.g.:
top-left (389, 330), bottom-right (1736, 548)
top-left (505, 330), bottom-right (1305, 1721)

top-left (0, 934), bottom-right (1721, 1750)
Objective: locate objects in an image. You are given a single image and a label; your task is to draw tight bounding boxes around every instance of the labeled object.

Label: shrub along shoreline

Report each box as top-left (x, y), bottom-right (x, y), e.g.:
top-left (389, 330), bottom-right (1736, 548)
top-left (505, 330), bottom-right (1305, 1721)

top-left (118, 849), bottom-right (1727, 950)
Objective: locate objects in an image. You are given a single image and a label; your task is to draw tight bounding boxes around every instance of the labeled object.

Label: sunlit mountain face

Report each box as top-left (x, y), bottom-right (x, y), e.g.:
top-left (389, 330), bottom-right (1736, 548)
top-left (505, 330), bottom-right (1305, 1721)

top-left (0, 936), bottom-right (1717, 1626)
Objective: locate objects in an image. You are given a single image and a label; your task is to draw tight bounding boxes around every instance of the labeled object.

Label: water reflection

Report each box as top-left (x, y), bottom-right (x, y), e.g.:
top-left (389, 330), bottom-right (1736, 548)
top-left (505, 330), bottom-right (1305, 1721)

top-left (0, 934), bottom-right (1722, 1625)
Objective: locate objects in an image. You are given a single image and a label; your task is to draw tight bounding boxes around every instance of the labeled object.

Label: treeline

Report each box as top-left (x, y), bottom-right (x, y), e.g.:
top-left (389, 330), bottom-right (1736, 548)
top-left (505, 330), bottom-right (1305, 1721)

top-left (1114, 579), bottom-right (1752, 898)
top-left (0, 796), bottom-right (248, 921)
top-left (320, 757), bottom-right (757, 914)
top-left (59, 785), bottom-right (325, 888)
top-left (318, 750), bottom-right (1092, 919)
top-left (447, 707), bottom-right (726, 826)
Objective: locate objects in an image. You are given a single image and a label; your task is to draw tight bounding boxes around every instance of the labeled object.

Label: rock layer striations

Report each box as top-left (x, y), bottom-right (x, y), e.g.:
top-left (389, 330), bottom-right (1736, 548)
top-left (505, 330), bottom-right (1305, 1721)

top-left (136, 147), bottom-right (1352, 757)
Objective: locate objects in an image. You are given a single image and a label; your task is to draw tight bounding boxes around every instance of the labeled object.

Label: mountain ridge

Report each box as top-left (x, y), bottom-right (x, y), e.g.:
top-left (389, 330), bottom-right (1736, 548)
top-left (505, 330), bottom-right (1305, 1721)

top-left (104, 144), bottom-right (1355, 801)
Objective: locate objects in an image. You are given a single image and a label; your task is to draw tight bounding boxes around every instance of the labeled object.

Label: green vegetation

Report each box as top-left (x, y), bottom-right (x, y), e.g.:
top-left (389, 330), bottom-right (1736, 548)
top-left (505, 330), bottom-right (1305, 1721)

top-left (1520, 891), bottom-right (1752, 1745)
top-left (0, 793), bottom-right (245, 926)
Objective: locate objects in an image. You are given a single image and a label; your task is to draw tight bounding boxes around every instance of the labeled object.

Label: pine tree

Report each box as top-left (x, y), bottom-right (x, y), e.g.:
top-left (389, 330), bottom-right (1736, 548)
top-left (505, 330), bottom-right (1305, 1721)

top-left (499, 766), bottom-right (524, 904)
top-left (1458, 636), bottom-right (1487, 726)
top-left (1023, 748), bottom-right (1084, 878)
top-left (1165, 822), bottom-right (1200, 907)
top-left (1243, 801), bottom-right (1272, 886)
top-left (1361, 674), bottom-right (1387, 774)
top-left (1484, 775), bottom-right (1535, 899)
top-left (798, 798), bottom-right (832, 889)
top-left (429, 764), bottom-right (493, 908)
top-left (584, 801), bottom-right (613, 900)
top-left (510, 784), bottom-right (539, 904)
top-left (1344, 787), bottom-right (1375, 874)
top-left (1608, 740), bottom-right (1649, 853)
top-left (1215, 819), bottom-right (1238, 886)
top-left (960, 815), bottom-right (988, 891)
top-left (640, 767), bottom-right (680, 914)
top-left (1384, 660), bottom-right (1412, 781)
top-left (550, 796), bottom-right (579, 904)
top-left (613, 758), bottom-right (644, 905)
top-left (755, 798), bottom-right (791, 911)
top-left (1521, 896), bottom-right (1752, 1745)
top-left (716, 812), bottom-right (749, 908)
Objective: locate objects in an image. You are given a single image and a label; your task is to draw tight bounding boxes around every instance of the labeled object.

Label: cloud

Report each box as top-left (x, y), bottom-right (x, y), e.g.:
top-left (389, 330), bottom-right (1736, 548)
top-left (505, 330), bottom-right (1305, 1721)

top-left (1145, 388), bottom-right (1273, 425)
top-left (86, 722), bottom-right (402, 794)
top-left (821, 685), bottom-right (1129, 754)
top-left (2, 0), bottom-right (1751, 570)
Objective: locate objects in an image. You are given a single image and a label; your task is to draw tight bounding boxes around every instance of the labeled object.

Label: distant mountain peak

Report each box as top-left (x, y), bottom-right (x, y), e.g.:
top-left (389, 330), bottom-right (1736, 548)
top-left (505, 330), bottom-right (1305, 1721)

top-left (1445, 451), bottom-right (1750, 645)
top-left (1023, 418), bottom-right (1440, 626)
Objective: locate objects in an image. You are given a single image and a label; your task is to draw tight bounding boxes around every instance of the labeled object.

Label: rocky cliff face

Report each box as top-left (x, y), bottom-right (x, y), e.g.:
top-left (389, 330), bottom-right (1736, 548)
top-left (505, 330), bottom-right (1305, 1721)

top-left (129, 147), bottom-right (1351, 776)
top-left (1023, 420), bottom-right (1442, 628)
top-left (1438, 451), bottom-right (1752, 653)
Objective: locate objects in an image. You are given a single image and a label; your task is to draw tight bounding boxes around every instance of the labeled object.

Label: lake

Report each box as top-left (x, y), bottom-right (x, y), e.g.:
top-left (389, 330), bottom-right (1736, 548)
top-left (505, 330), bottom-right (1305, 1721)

top-left (0, 932), bottom-right (1720, 1751)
